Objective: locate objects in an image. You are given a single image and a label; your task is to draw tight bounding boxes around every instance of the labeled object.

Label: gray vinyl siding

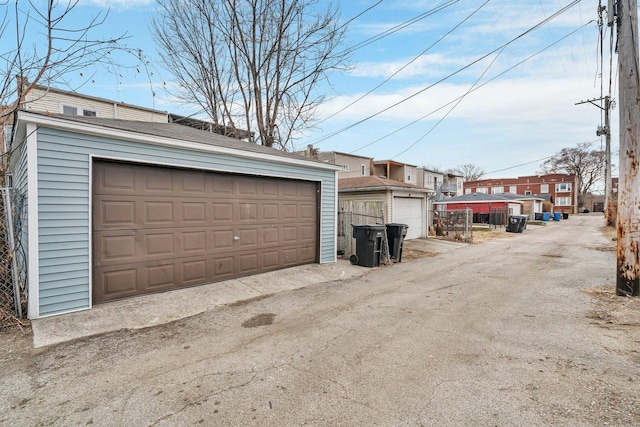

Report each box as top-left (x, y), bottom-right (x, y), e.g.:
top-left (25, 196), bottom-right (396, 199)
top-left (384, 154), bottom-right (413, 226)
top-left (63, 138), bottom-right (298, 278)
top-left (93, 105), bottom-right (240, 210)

top-left (35, 126), bottom-right (336, 317)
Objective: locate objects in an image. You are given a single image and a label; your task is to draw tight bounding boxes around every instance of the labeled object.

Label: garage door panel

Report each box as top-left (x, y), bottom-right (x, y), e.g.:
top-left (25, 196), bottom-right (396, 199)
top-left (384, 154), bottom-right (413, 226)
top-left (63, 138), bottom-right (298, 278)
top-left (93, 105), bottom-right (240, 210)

top-left (144, 201), bottom-right (174, 224)
top-left (144, 168), bottom-right (173, 192)
top-left (181, 202), bottom-right (207, 223)
top-left (96, 162), bottom-right (135, 192)
top-left (147, 264), bottom-right (175, 288)
top-left (281, 181), bottom-right (298, 197)
top-left (98, 268), bottom-right (138, 301)
top-left (239, 203), bottom-right (258, 221)
top-left (182, 260), bottom-right (207, 283)
top-left (99, 200), bottom-right (136, 227)
top-left (213, 203), bottom-right (234, 222)
top-left (93, 161), bottom-right (318, 304)
top-left (181, 173), bottom-right (206, 193)
top-left (212, 230), bottom-right (234, 248)
top-left (262, 181), bottom-right (279, 196)
top-left (393, 197), bottom-right (424, 240)
top-left (146, 233), bottom-right (174, 256)
top-left (100, 234), bottom-right (136, 262)
top-left (182, 231), bottom-right (206, 254)
top-left (213, 256), bottom-right (234, 277)
top-left (262, 251), bottom-right (280, 269)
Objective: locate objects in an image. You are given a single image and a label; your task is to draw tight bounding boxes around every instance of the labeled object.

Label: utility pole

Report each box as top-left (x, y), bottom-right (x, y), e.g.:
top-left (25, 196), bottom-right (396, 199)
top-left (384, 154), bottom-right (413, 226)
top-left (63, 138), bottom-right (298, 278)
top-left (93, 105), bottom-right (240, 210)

top-left (575, 96), bottom-right (613, 225)
top-left (615, 0), bottom-right (640, 296)
top-left (602, 96), bottom-right (614, 226)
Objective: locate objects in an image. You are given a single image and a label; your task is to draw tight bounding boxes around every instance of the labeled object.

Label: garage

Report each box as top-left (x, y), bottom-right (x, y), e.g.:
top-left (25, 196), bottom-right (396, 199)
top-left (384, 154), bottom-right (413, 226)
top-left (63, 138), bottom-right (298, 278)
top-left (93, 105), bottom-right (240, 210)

top-left (92, 160), bottom-right (318, 303)
top-left (11, 111), bottom-right (338, 319)
top-left (393, 196), bottom-right (424, 240)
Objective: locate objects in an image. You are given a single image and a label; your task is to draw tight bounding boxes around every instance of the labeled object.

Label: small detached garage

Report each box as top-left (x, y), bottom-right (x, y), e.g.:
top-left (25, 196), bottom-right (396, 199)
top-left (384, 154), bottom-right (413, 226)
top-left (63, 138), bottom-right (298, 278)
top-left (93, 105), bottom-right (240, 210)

top-left (9, 111), bottom-right (339, 319)
top-left (338, 176), bottom-right (429, 240)
top-left (433, 192), bottom-right (524, 224)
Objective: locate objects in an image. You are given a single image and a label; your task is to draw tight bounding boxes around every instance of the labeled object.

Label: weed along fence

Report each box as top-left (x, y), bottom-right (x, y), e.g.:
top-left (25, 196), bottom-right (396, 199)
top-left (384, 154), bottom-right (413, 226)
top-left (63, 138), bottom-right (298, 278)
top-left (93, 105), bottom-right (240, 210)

top-left (338, 200), bottom-right (386, 256)
top-left (430, 208), bottom-right (473, 242)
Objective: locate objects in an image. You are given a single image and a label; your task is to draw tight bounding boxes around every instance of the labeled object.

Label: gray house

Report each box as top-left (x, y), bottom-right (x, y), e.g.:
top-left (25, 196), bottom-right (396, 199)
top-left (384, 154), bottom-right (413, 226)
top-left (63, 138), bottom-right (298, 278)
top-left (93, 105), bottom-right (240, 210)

top-left (9, 111), bottom-right (339, 319)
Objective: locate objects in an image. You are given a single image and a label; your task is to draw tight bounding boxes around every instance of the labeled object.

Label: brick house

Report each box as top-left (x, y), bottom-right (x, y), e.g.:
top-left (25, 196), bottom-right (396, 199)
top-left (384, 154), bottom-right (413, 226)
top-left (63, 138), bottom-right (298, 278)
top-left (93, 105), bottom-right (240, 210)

top-left (463, 174), bottom-right (578, 214)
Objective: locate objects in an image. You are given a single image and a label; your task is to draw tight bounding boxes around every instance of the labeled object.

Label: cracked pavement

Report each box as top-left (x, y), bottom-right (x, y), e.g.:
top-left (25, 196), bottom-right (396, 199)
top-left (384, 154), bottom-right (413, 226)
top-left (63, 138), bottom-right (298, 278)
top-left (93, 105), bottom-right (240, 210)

top-left (1, 215), bottom-right (640, 426)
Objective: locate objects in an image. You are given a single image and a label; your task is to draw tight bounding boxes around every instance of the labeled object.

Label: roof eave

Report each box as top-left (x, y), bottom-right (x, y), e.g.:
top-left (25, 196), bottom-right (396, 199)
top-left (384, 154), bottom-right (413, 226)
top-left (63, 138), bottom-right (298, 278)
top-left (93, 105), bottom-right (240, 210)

top-left (17, 111), bottom-right (341, 172)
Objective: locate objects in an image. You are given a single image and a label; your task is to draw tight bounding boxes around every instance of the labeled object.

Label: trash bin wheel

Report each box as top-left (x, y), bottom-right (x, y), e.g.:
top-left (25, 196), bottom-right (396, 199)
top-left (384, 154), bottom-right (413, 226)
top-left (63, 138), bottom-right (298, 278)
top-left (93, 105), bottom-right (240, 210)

top-left (349, 254), bottom-right (359, 265)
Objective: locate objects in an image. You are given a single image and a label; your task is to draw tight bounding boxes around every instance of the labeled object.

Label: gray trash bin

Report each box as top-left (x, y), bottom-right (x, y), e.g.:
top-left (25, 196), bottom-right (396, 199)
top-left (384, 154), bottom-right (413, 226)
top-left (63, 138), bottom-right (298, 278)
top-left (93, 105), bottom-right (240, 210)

top-left (385, 223), bottom-right (408, 262)
top-left (350, 225), bottom-right (386, 267)
top-left (506, 215), bottom-right (528, 233)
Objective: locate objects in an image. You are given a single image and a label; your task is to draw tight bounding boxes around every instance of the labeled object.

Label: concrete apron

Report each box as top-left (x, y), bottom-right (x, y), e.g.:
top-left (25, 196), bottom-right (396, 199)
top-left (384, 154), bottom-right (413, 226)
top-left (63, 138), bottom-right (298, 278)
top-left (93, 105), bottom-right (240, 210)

top-left (31, 261), bottom-right (366, 348)
top-left (31, 237), bottom-right (466, 348)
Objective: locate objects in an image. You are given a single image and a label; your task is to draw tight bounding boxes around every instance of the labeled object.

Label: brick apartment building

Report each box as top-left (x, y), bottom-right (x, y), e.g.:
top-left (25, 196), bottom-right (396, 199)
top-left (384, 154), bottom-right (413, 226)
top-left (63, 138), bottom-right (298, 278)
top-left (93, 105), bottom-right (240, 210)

top-left (464, 173), bottom-right (578, 215)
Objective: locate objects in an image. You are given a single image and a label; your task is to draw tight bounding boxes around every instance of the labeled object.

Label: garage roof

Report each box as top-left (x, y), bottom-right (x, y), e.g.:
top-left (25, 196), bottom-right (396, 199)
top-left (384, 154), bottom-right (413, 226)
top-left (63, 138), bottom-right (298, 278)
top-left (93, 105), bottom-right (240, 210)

top-left (434, 192), bottom-right (523, 204)
top-left (339, 176), bottom-right (429, 192)
top-left (17, 111), bottom-right (339, 170)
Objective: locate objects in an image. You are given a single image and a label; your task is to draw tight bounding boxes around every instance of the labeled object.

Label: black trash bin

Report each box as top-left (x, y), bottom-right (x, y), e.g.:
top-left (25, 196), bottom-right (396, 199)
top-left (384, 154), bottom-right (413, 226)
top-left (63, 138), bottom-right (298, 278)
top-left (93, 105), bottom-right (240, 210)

top-left (534, 212), bottom-right (544, 221)
top-left (506, 215), bottom-right (528, 233)
top-left (350, 225), bottom-right (386, 267)
top-left (385, 223), bottom-right (409, 262)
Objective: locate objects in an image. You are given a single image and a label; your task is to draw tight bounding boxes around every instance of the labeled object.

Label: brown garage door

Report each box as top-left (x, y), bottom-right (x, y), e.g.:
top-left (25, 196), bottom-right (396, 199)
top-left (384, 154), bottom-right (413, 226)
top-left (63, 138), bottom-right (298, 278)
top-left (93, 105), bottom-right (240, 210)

top-left (92, 160), bottom-right (318, 304)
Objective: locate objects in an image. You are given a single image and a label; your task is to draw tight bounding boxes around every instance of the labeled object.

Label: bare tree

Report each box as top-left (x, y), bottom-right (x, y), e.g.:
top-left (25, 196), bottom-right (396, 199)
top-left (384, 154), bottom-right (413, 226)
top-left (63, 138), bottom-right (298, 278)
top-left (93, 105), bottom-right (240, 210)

top-left (453, 163), bottom-right (484, 181)
top-left (540, 142), bottom-right (604, 209)
top-left (151, 0), bottom-right (348, 150)
top-left (0, 0), bottom-right (149, 321)
top-left (1, 1), bottom-right (151, 142)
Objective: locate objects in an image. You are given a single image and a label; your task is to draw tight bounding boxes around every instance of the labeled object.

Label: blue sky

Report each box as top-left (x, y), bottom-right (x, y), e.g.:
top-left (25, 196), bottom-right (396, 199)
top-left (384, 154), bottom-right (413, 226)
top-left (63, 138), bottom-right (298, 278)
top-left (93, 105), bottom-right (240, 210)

top-left (11, 0), bottom-right (613, 179)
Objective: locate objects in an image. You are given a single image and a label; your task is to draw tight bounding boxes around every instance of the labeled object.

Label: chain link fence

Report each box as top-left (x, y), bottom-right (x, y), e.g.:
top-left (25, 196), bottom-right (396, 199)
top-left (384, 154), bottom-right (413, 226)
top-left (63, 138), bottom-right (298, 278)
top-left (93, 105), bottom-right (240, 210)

top-left (1, 186), bottom-right (27, 325)
top-left (431, 208), bottom-right (473, 242)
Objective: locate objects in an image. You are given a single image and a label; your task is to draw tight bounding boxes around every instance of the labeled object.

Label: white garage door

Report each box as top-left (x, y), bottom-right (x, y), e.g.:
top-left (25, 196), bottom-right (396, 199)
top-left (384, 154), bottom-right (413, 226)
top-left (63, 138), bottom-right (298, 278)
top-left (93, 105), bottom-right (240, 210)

top-left (392, 197), bottom-right (424, 240)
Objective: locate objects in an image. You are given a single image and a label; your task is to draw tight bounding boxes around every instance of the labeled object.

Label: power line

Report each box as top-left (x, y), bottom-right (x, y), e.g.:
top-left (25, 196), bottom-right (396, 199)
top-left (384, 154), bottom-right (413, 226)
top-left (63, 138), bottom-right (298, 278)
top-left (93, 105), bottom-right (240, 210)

top-left (307, 0), bottom-right (585, 147)
top-left (339, 0), bottom-right (460, 57)
top-left (348, 21), bottom-right (595, 154)
top-left (389, 46), bottom-right (506, 160)
top-left (315, 0), bottom-right (489, 127)
top-left (482, 137), bottom-right (600, 176)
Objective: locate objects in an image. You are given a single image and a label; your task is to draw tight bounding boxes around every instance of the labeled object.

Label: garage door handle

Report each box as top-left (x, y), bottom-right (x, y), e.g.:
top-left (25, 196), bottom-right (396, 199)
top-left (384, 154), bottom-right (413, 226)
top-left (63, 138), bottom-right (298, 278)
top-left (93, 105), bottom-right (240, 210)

top-left (234, 236), bottom-right (240, 242)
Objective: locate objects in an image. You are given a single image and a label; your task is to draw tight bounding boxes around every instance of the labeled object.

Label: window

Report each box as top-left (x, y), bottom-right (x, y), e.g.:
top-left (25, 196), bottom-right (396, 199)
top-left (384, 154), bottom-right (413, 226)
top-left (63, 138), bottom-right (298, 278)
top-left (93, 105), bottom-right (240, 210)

top-left (509, 185), bottom-right (517, 193)
top-left (540, 183), bottom-right (549, 193)
top-left (62, 105), bottom-right (78, 116)
top-left (556, 183), bottom-right (572, 192)
top-left (341, 164), bottom-right (349, 171)
top-left (62, 104), bottom-right (97, 117)
top-left (556, 196), bottom-right (572, 206)
top-left (407, 170), bottom-right (412, 181)
top-left (476, 187), bottom-right (488, 193)
top-left (3, 125), bottom-right (12, 152)
top-left (465, 188), bottom-right (471, 194)
top-left (525, 190), bottom-right (532, 195)
top-left (492, 186), bottom-right (503, 194)
top-left (360, 164), bottom-right (366, 176)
